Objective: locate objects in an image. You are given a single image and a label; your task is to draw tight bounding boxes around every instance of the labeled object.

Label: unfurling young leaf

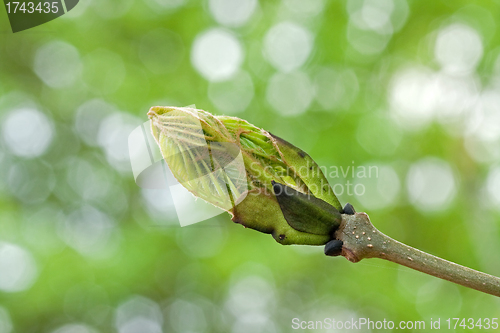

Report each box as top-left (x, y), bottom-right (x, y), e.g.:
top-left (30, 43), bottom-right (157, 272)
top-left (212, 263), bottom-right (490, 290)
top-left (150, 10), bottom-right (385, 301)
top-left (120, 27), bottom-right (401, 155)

top-left (148, 106), bottom-right (342, 245)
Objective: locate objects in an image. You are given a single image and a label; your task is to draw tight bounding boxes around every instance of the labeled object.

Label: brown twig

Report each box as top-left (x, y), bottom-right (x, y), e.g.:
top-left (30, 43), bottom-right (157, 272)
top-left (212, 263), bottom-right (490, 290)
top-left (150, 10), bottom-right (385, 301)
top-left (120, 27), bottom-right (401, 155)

top-left (331, 212), bottom-right (500, 297)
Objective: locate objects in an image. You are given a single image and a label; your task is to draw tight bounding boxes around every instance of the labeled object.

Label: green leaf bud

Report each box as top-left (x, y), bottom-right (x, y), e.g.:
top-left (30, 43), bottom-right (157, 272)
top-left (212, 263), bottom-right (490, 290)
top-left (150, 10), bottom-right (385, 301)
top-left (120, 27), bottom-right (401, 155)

top-left (148, 106), bottom-right (342, 245)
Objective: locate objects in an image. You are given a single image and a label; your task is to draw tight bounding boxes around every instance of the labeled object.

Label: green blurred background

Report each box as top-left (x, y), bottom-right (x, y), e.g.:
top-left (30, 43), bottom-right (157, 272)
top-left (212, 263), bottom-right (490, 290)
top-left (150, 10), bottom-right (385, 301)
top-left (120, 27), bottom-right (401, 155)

top-left (1, 0), bottom-right (500, 332)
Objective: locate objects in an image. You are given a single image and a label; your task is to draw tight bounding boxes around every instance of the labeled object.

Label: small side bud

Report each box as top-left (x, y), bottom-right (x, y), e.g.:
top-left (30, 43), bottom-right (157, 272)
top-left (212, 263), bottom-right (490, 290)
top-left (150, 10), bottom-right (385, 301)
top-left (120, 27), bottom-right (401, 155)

top-left (343, 203), bottom-right (356, 215)
top-left (325, 239), bottom-right (343, 256)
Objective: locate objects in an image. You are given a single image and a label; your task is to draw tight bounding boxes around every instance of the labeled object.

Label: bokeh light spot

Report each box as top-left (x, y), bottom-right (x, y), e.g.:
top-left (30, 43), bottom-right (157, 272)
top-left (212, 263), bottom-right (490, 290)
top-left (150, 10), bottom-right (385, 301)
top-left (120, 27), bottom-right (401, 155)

top-left (347, 23), bottom-right (391, 55)
top-left (66, 158), bottom-right (112, 203)
top-left (141, 188), bottom-right (178, 224)
top-left (406, 158), bottom-right (457, 212)
top-left (209, 0), bottom-right (257, 27)
top-left (416, 279), bottom-right (462, 318)
top-left (390, 65), bottom-right (480, 133)
top-left (231, 313), bottom-right (277, 333)
top-left (0, 307), bottom-right (13, 333)
top-left (59, 206), bottom-right (117, 258)
top-left (433, 73), bottom-right (479, 131)
top-left (266, 71), bottom-right (313, 116)
top-left (263, 22), bottom-right (313, 73)
top-left (354, 164), bottom-right (400, 210)
top-left (467, 90), bottom-right (500, 141)
top-left (115, 296), bottom-right (163, 333)
top-left (21, 205), bottom-right (65, 255)
top-left (7, 160), bottom-right (55, 204)
top-left (226, 275), bottom-right (277, 333)
top-left (51, 323), bottom-right (99, 333)
top-left (33, 41), bottom-right (82, 88)
top-left (119, 317), bottom-right (162, 333)
top-left (349, 0), bottom-right (394, 33)
top-left (485, 166), bottom-right (500, 210)
top-left (313, 67), bottom-right (359, 110)
top-left (2, 108), bottom-right (53, 158)
top-left (208, 70), bottom-right (254, 114)
top-left (168, 298), bottom-right (207, 333)
top-left (191, 29), bottom-right (243, 82)
top-left (397, 265), bottom-right (434, 298)
top-left (226, 275), bottom-right (275, 316)
top-left (389, 66), bottom-right (437, 130)
top-left (98, 112), bottom-right (141, 172)
top-left (435, 23), bottom-right (483, 75)
top-left (75, 99), bottom-right (116, 147)
top-left (283, 0), bottom-right (325, 17)
top-left (463, 135), bottom-right (500, 164)
top-left (347, 0), bottom-right (409, 33)
top-left (0, 242), bottom-right (38, 293)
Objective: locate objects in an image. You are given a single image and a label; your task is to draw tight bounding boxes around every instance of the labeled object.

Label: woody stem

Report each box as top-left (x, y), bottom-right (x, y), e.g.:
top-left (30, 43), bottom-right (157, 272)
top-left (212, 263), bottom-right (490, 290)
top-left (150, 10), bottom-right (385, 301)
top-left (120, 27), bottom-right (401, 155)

top-left (333, 212), bottom-right (500, 298)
